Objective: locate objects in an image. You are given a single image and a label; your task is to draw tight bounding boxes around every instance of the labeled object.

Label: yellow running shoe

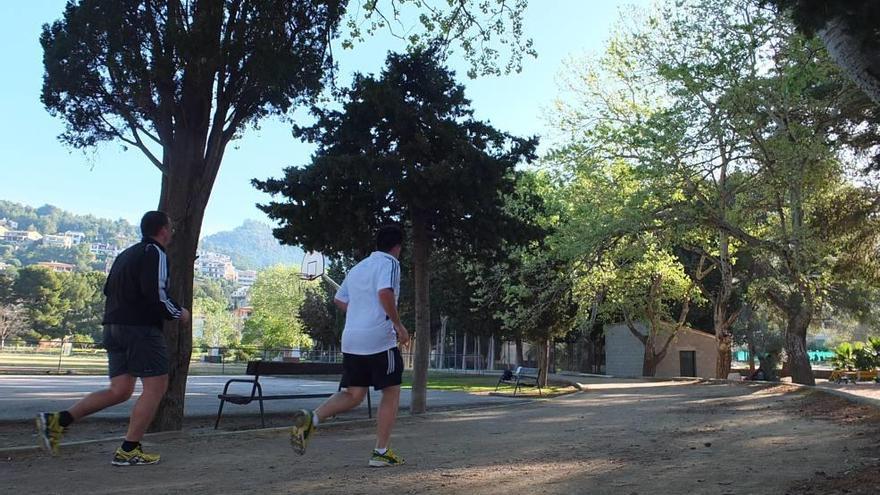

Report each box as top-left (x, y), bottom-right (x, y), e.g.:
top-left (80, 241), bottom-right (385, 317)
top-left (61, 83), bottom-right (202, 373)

top-left (35, 412), bottom-right (64, 456)
top-left (289, 409), bottom-right (316, 455)
top-left (369, 448), bottom-right (405, 467)
top-left (111, 445), bottom-right (160, 466)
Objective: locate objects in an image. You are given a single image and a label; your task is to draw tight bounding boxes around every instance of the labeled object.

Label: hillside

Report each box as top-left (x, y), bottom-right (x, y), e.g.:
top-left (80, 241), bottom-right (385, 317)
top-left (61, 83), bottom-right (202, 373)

top-left (200, 219), bottom-right (304, 270)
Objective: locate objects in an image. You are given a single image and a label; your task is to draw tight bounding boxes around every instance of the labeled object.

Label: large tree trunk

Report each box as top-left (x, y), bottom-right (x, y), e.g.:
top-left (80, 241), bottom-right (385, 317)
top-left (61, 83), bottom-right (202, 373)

top-left (150, 143), bottom-right (223, 431)
top-left (785, 304), bottom-right (815, 386)
top-left (642, 338), bottom-right (659, 377)
top-left (409, 216), bottom-right (431, 414)
top-left (817, 16), bottom-right (880, 106)
top-left (515, 337), bottom-right (525, 366)
top-left (536, 338), bottom-right (550, 387)
top-left (714, 227), bottom-right (737, 379)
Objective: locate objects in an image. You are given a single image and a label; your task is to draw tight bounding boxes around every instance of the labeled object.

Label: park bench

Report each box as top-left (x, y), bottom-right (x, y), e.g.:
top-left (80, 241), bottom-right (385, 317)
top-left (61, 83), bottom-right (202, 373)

top-left (495, 366), bottom-right (542, 396)
top-left (214, 361), bottom-right (371, 429)
top-left (828, 369), bottom-right (879, 384)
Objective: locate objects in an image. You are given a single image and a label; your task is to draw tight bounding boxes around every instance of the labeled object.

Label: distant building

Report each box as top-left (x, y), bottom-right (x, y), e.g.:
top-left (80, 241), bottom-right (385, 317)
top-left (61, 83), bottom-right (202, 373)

top-left (605, 322), bottom-right (717, 379)
top-left (230, 286), bottom-right (250, 309)
top-left (236, 269), bottom-right (257, 287)
top-left (43, 234), bottom-right (74, 249)
top-left (4, 230), bottom-right (43, 245)
top-left (0, 218), bottom-right (19, 229)
top-left (196, 252), bottom-right (237, 281)
top-left (0, 225), bottom-right (7, 237)
top-left (35, 261), bottom-right (75, 273)
top-left (63, 231), bottom-right (86, 245)
top-left (90, 242), bottom-right (121, 258)
top-left (232, 306), bottom-right (253, 320)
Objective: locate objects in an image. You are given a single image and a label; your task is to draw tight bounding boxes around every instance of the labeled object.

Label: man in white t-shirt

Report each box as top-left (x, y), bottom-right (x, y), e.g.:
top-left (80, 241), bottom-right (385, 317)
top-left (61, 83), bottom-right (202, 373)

top-left (290, 225), bottom-right (410, 467)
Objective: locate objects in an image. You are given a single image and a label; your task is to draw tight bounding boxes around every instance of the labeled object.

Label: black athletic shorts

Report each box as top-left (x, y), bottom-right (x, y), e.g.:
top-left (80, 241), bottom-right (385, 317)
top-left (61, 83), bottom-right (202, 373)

top-left (341, 347), bottom-right (403, 391)
top-left (103, 324), bottom-right (169, 378)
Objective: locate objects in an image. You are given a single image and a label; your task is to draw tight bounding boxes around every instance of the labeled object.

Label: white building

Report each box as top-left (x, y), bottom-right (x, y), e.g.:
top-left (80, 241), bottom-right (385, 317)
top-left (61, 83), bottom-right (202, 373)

top-left (90, 242), bottom-right (121, 258)
top-left (236, 269), bottom-right (257, 287)
top-left (196, 252), bottom-right (237, 281)
top-left (63, 231), bottom-right (86, 245)
top-left (43, 234), bottom-right (74, 249)
top-left (4, 230), bottom-right (43, 244)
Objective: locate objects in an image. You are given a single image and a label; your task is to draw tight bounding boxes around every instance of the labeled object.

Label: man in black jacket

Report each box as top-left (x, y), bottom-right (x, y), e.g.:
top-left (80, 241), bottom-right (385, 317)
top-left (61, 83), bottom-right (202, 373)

top-left (36, 211), bottom-right (190, 466)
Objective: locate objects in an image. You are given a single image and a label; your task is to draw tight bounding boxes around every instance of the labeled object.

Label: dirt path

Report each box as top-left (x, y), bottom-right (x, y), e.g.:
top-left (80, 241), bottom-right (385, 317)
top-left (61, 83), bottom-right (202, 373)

top-left (3, 381), bottom-right (878, 495)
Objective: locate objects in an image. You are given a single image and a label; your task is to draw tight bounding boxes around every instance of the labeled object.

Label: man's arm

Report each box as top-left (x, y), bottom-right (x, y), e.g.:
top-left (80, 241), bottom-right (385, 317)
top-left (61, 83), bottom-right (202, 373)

top-left (140, 245), bottom-right (184, 321)
top-left (334, 298), bottom-right (348, 312)
top-left (379, 288), bottom-right (409, 347)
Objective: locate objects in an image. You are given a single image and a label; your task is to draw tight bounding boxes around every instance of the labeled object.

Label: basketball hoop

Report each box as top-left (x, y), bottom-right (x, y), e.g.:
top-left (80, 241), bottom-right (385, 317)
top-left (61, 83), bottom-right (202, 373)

top-left (299, 251), bottom-right (340, 289)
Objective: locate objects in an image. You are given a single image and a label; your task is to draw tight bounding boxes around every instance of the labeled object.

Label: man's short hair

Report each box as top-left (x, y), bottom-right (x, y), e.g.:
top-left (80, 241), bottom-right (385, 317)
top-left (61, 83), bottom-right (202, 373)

top-left (141, 211), bottom-right (170, 238)
top-left (376, 224), bottom-right (404, 252)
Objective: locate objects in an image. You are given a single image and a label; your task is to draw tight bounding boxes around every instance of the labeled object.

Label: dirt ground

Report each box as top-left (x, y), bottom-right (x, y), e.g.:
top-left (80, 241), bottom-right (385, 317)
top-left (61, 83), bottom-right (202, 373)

top-left (2, 380), bottom-right (879, 495)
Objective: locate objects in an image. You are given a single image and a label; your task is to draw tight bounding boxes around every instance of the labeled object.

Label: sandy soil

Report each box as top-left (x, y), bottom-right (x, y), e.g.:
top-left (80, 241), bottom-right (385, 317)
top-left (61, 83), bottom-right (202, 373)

top-left (2, 380), bottom-right (878, 495)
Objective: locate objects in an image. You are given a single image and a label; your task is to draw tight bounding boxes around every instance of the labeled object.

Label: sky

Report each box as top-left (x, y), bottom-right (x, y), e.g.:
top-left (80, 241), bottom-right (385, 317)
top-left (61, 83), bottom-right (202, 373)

top-left (0, 1), bottom-right (649, 236)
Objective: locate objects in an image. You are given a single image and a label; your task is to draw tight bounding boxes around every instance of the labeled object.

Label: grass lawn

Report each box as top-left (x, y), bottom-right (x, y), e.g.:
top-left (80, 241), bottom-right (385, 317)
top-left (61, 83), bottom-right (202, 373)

top-left (402, 370), bottom-right (575, 396)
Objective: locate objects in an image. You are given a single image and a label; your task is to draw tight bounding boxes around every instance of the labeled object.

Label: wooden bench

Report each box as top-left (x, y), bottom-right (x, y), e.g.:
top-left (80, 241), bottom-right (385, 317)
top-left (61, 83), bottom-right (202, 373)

top-left (495, 366), bottom-right (542, 396)
top-left (214, 361), bottom-right (371, 429)
top-left (829, 369), bottom-right (879, 384)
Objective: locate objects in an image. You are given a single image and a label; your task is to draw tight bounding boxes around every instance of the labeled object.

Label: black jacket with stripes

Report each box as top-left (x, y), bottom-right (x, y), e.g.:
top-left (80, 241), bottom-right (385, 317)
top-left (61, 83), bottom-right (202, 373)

top-left (102, 238), bottom-right (183, 326)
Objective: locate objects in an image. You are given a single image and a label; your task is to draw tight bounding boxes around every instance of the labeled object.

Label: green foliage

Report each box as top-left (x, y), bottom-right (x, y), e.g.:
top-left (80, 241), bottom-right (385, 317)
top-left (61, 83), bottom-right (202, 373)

top-left (13, 267), bottom-right (68, 338)
top-left (255, 48), bottom-right (540, 259)
top-left (58, 271), bottom-right (106, 341)
top-left (832, 342), bottom-right (856, 370)
top-left (242, 266), bottom-right (310, 349)
top-left (298, 281), bottom-right (341, 347)
top-left (193, 296), bottom-right (240, 348)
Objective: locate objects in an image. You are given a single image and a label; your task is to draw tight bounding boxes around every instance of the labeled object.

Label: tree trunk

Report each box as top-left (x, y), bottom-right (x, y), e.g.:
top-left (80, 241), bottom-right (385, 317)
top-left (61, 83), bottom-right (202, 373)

top-left (409, 216), bottom-right (431, 414)
top-left (461, 332), bottom-right (468, 371)
top-left (642, 336), bottom-right (659, 377)
top-left (437, 316), bottom-right (449, 369)
top-left (488, 333), bottom-right (495, 370)
top-left (714, 229), bottom-right (736, 379)
top-left (747, 340), bottom-right (756, 374)
top-left (817, 16), bottom-right (880, 106)
top-left (515, 337), bottom-right (524, 366)
top-left (536, 338), bottom-right (550, 387)
top-left (785, 307), bottom-right (815, 385)
top-left (150, 150), bottom-right (221, 431)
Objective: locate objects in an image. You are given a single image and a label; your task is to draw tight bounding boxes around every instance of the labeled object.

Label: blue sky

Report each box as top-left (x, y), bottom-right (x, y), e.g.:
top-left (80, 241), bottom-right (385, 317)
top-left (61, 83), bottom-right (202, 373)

top-left (0, 1), bottom-right (647, 236)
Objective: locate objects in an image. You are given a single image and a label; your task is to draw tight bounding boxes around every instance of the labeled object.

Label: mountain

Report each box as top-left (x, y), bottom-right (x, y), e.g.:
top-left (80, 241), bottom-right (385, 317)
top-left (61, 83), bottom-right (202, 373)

top-left (200, 220), bottom-right (304, 270)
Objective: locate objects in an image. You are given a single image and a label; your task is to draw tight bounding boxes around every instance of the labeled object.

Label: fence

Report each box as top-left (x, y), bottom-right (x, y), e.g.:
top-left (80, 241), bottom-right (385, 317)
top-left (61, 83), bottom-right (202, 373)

top-left (0, 339), bottom-right (513, 376)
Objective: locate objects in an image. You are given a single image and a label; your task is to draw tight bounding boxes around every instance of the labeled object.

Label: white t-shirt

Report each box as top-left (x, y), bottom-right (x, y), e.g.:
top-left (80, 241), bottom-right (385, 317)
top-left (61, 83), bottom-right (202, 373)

top-left (335, 251), bottom-right (401, 355)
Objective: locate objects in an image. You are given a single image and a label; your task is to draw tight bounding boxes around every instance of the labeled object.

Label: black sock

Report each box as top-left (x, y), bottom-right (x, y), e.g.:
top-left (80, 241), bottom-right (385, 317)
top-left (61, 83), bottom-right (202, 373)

top-left (58, 411), bottom-right (74, 428)
top-left (121, 440), bottom-right (140, 452)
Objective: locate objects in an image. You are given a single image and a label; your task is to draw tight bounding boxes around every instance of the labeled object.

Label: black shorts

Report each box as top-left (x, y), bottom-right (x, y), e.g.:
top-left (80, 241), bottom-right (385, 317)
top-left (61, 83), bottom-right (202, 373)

top-left (341, 347), bottom-right (403, 391)
top-left (103, 324), bottom-right (169, 378)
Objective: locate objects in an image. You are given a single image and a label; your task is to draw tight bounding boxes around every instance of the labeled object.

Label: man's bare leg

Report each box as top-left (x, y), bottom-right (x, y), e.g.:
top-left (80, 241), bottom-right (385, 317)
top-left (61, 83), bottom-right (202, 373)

top-left (315, 386), bottom-right (368, 420)
top-left (124, 374), bottom-right (168, 442)
top-left (67, 374), bottom-right (136, 420)
top-left (375, 385), bottom-right (400, 450)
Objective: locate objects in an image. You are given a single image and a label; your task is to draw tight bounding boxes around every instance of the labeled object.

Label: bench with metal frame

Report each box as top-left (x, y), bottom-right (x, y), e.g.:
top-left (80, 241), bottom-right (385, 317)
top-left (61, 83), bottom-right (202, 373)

top-left (495, 366), bottom-right (542, 396)
top-left (215, 361), bottom-right (371, 429)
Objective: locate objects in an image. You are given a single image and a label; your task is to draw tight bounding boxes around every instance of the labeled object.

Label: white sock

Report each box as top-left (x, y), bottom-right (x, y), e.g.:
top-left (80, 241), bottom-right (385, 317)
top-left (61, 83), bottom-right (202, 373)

top-left (312, 412), bottom-right (320, 426)
top-left (375, 447), bottom-right (388, 454)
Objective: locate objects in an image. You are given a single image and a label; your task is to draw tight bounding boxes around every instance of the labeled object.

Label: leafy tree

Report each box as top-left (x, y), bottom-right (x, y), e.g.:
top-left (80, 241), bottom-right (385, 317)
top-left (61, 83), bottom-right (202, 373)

top-left (41, 0), bottom-right (534, 430)
top-left (242, 266), bottom-right (309, 349)
top-left (0, 302), bottom-right (29, 348)
top-left (13, 267), bottom-right (68, 339)
top-left (298, 281), bottom-right (341, 349)
top-left (193, 296), bottom-right (239, 348)
top-left (58, 271), bottom-right (106, 341)
top-left (256, 49), bottom-right (538, 413)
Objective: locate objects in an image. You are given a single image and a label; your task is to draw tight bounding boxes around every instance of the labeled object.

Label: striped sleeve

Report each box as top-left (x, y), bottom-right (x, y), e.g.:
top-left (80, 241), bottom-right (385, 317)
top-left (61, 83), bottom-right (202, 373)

top-left (375, 258), bottom-right (397, 292)
top-left (140, 244), bottom-right (183, 320)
